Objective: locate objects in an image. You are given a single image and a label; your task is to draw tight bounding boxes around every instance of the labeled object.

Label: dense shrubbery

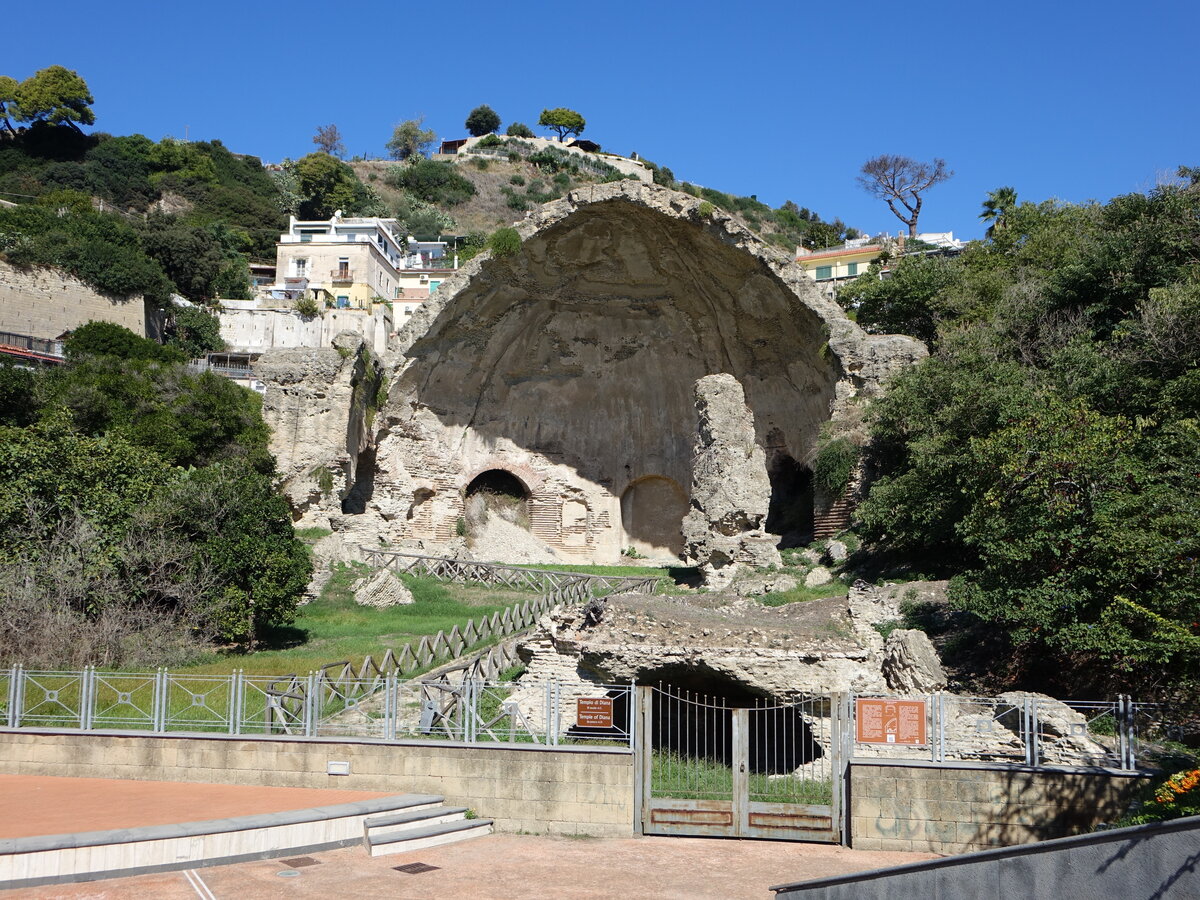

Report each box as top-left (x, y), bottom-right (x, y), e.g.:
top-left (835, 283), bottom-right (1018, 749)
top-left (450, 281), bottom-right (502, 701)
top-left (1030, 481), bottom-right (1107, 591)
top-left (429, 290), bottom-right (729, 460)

top-left (385, 159), bottom-right (476, 206)
top-left (855, 173), bottom-right (1200, 692)
top-left (0, 325), bottom-right (309, 665)
top-left (0, 198), bottom-right (175, 305)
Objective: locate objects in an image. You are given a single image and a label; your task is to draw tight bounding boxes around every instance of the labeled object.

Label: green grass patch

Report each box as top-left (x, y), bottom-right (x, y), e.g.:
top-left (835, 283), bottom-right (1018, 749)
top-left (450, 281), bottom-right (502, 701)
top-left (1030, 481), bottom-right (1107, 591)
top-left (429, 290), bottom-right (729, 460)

top-left (294, 526), bottom-right (333, 541)
top-left (176, 564), bottom-right (537, 676)
top-left (759, 581), bottom-right (849, 607)
top-left (651, 751), bottom-right (832, 804)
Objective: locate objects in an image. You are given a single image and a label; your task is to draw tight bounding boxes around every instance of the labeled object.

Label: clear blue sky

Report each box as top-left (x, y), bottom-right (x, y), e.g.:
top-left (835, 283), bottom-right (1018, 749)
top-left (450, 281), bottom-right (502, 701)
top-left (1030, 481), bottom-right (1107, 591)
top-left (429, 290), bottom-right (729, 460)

top-left (8, 0), bottom-right (1198, 240)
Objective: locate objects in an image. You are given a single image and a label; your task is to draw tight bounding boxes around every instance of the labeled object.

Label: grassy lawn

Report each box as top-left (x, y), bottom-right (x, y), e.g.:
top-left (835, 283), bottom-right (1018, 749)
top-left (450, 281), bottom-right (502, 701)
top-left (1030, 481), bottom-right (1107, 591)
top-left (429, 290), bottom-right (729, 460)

top-left (651, 751), bottom-right (832, 804)
top-left (176, 564), bottom-right (539, 677)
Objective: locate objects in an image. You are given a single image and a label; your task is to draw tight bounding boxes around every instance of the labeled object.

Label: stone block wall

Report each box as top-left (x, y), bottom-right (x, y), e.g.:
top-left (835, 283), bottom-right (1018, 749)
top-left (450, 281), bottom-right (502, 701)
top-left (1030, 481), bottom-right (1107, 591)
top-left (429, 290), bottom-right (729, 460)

top-left (0, 730), bottom-right (635, 838)
top-left (0, 261), bottom-right (158, 339)
top-left (849, 761), bottom-right (1146, 854)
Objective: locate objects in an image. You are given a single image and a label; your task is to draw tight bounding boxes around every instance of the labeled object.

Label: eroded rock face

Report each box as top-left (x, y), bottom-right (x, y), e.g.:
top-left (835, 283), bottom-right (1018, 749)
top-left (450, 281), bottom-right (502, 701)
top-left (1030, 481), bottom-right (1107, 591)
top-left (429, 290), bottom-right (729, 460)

top-left (517, 591), bottom-right (889, 697)
top-left (260, 183), bottom-right (926, 561)
top-left (882, 629), bottom-right (948, 693)
top-left (257, 331), bottom-right (383, 516)
top-left (682, 375), bottom-right (781, 585)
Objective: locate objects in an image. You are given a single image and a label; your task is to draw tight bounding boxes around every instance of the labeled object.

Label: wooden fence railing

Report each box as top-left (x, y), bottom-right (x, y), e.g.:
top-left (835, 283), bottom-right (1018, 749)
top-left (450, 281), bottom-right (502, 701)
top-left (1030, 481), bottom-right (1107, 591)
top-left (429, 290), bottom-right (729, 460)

top-left (264, 553), bottom-right (661, 725)
top-left (360, 548), bottom-right (661, 597)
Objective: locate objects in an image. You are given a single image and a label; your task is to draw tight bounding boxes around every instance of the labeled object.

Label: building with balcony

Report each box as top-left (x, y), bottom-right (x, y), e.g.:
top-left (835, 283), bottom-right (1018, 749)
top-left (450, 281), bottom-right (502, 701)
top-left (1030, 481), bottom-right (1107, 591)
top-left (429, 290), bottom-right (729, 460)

top-left (795, 238), bottom-right (886, 296)
top-left (268, 213), bottom-right (451, 311)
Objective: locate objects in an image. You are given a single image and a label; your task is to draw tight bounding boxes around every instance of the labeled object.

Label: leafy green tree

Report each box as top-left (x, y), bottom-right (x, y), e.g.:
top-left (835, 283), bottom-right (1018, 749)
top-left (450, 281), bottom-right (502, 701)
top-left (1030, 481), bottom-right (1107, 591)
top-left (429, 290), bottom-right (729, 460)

top-left (138, 214), bottom-right (227, 301)
top-left (506, 122), bottom-right (534, 138)
top-left (64, 320), bottom-right (183, 363)
top-left (0, 362), bottom-right (36, 427)
top-left (0, 75), bottom-right (17, 134)
top-left (538, 108), bottom-right (586, 142)
top-left (14, 65), bottom-right (96, 132)
top-left (858, 155), bottom-right (953, 237)
top-left (169, 305), bottom-right (226, 358)
top-left (153, 460), bottom-right (310, 645)
top-left (979, 186), bottom-right (1017, 238)
top-left (954, 402), bottom-right (1200, 675)
top-left (465, 105), bottom-right (501, 137)
top-left (386, 116), bottom-right (436, 160)
top-left (839, 254), bottom-right (964, 344)
top-left (292, 152), bottom-right (363, 219)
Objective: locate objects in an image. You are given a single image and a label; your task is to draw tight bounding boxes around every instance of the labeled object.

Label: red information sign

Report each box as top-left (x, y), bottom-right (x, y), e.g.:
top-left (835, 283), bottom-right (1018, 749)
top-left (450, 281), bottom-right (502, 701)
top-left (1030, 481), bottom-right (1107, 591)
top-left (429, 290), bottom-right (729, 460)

top-left (576, 697), bottom-right (614, 728)
top-left (855, 698), bottom-right (927, 746)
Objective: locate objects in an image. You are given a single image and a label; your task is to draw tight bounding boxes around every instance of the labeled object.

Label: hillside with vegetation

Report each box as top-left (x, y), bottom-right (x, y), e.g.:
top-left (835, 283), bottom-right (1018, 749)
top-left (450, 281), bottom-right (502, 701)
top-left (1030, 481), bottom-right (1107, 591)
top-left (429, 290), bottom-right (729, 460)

top-left (0, 323), bottom-right (310, 667)
top-left (835, 171), bottom-right (1200, 699)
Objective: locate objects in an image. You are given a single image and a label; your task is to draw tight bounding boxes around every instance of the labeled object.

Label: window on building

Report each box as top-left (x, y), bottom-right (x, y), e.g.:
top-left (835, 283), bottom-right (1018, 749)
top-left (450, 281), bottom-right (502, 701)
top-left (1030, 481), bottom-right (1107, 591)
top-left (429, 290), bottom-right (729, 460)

top-left (847, 262), bottom-right (859, 277)
top-left (336, 295), bottom-right (350, 308)
top-left (815, 265), bottom-right (832, 281)
top-left (295, 258), bottom-right (307, 276)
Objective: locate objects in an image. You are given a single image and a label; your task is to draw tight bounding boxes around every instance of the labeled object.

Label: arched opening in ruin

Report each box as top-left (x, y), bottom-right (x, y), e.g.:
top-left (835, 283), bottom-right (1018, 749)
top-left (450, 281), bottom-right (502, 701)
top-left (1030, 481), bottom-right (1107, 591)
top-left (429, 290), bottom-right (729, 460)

top-left (340, 446), bottom-right (376, 515)
top-left (390, 190), bottom-right (856, 562)
top-left (464, 469), bottom-right (531, 530)
top-left (643, 666), bottom-right (824, 774)
top-left (620, 476), bottom-right (688, 559)
top-left (766, 454), bottom-right (814, 549)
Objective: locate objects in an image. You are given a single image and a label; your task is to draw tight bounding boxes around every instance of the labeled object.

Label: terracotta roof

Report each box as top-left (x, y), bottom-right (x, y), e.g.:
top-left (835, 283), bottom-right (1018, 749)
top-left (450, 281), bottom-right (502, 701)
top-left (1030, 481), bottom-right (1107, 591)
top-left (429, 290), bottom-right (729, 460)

top-left (796, 244), bottom-right (883, 262)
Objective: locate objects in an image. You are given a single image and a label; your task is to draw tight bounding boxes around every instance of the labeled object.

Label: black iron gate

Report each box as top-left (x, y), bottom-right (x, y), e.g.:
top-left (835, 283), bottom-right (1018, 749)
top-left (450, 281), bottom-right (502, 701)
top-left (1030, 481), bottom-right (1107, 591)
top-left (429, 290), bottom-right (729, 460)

top-left (637, 686), bottom-right (847, 842)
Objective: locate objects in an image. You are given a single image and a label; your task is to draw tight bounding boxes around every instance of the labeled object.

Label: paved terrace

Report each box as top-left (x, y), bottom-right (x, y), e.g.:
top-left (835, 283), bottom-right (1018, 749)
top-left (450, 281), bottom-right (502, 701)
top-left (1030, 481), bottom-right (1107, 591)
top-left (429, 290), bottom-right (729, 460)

top-left (0, 775), bottom-right (937, 899)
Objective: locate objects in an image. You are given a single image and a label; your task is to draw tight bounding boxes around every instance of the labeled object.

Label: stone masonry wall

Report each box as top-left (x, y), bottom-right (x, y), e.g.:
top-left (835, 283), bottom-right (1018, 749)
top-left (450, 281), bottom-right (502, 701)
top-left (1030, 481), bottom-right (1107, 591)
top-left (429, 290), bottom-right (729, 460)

top-left (0, 261), bottom-right (158, 339)
top-left (0, 730), bottom-right (635, 838)
top-left (850, 761), bottom-right (1146, 854)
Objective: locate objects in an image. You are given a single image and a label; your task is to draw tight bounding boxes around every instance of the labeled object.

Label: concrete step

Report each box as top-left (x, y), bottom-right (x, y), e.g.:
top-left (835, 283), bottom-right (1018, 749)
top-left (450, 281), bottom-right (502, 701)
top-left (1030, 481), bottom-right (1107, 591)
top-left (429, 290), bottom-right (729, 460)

top-left (364, 807), bottom-right (470, 842)
top-left (365, 817), bottom-right (494, 857)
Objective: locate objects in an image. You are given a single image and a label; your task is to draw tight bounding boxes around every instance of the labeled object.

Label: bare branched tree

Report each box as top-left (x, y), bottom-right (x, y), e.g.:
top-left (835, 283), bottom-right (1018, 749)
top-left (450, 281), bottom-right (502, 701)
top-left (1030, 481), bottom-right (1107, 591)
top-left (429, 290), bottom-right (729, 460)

top-left (858, 155), bottom-right (953, 237)
top-left (312, 123), bottom-right (346, 158)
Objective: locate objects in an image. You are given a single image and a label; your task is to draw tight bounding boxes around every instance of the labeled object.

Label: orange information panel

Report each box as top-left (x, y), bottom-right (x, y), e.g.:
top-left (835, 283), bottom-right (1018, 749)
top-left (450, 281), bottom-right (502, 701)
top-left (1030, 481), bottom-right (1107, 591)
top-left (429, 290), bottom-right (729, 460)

top-left (855, 698), bottom-right (927, 746)
top-left (577, 697), bottom-right (614, 728)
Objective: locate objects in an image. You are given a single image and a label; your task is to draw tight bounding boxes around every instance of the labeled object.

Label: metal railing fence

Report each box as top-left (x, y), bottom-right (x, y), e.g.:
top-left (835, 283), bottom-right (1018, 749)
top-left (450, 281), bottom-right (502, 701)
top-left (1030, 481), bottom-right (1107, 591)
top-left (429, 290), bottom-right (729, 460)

top-left (849, 692), bottom-right (1145, 770)
top-left (1, 665), bottom-right (634, 749)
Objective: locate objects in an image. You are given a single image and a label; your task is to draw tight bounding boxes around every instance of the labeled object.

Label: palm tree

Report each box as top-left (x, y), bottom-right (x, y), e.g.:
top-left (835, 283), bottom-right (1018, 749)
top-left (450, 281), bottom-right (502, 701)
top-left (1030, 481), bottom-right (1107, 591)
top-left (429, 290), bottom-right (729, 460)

top-left (980, 186), bottom-right (1018, 238)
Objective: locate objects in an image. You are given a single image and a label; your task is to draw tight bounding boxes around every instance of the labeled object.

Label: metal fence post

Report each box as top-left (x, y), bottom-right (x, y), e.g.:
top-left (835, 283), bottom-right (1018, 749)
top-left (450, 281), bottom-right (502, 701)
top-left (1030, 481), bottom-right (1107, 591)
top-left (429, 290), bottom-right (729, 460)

top-left (231, 671), bottom-right (244, 735)
top-left (152, 668), bottom-right (166, 733)
top-left (10, 664), bottom-right (23, 728)
top-left (81, 665), bottom-right (95, 730)
top-left (384, 672), bottom-right (396, 742)
top-left (304, 672), bottom-right (317, 737)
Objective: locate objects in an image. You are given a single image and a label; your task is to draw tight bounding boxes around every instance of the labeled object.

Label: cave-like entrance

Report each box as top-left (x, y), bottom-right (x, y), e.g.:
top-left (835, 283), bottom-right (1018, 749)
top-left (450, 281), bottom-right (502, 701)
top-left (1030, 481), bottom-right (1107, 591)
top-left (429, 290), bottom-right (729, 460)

top-left (766, 454), bottom-right (815, 549)
top-left (464, 469), bottom-right (531, 531)
top-left (620, 476), bottom-right (688, 560)
top-left (637, 669), bottom-right (843, 842)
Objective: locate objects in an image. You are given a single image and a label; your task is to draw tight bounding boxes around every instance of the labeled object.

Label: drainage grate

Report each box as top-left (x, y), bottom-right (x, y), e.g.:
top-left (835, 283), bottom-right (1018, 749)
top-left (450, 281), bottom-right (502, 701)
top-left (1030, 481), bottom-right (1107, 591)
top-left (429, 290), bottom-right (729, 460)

top-left (281, 857), bottom-right (321, 868)
top-left (394, 862), bottom-right (440, 875)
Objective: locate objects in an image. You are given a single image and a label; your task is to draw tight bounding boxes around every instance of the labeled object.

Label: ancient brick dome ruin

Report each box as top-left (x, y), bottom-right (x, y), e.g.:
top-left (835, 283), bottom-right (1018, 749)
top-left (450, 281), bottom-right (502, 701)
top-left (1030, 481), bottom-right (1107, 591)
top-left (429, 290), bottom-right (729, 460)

top-left (261, 182), bottom-right (926, 563)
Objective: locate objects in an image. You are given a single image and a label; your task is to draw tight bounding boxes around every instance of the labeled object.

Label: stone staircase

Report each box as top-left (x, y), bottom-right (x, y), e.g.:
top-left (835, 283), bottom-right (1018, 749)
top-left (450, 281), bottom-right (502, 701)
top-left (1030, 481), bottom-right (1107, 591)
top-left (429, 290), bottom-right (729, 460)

top-left (362, 795), bottom-right (493, 857)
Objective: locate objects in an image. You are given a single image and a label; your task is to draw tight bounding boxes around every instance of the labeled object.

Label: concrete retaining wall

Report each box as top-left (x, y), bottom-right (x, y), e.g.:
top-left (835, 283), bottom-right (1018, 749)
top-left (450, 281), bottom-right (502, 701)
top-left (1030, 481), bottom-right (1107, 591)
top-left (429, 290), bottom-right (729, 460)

top-left (218, 305), bottom-right (392, 354)
top-left (0, 730), bottom-right (634, 838)
top-left (849, 761), bottom-right (1147, 854)
top-left (0, 261), bottom-right (159, 339)
top-left (773, 814), bottom-right (1200, 899)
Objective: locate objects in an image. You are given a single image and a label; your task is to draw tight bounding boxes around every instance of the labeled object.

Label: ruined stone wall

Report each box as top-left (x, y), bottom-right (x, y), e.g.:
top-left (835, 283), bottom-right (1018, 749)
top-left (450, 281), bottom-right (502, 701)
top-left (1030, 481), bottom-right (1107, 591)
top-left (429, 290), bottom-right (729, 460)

top-left (259, 183), bottom-right (926, 561)
top-left (0, 260), bottom-right (160, 339)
